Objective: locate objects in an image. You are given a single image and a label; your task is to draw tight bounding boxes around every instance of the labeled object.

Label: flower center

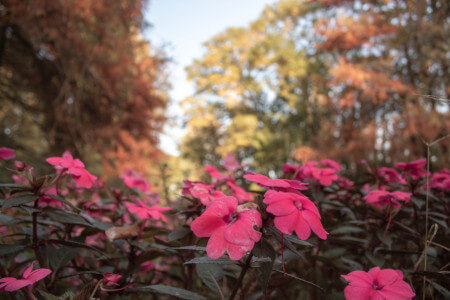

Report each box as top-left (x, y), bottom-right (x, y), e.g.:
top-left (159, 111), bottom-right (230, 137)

top-left (294, 200), bottom-right (303, 210)
top-left (223, 213), bottom-right (238, 224)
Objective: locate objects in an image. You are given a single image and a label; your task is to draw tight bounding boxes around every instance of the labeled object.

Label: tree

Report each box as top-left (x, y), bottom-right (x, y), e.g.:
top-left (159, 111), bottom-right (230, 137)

top-left (0, 0), bottom-right (168, 176)
top-left (181, 0), bottom-right (449, 172)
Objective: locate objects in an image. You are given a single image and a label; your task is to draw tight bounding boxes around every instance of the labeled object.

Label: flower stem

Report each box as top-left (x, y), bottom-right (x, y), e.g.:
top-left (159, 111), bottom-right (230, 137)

top-left (26, 286), bottom-right (37, 300)
top-left (89, 279), bottom-right (103, 299)
top-left (54, 170), bottom-right (65, 196)
top-left (228, 253), bottom-right (253, 300)
top-left (32, 199), bottom-right (44, 268)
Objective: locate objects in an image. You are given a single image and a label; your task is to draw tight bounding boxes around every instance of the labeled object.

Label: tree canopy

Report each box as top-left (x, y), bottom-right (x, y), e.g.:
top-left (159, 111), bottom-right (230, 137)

top-left (0, 0), bottom-right (168, 176)
top-left (181, 0), bottom-right (449, 173)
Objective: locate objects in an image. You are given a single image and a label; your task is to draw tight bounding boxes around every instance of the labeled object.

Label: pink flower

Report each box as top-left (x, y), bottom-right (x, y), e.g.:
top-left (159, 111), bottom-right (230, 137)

top-left (39, 188), bottom-right (62, 207)
top-left (283, 163), bottom-right (301, 179)
top-left (46, 151), bottom-right (97, 189)
top-left (227, 179), bottom-right (252, 203)
top-left (430, 169), bottom-right (450, 191)
top-left (315, 168), bottom-right (339, 186)
top-left (102, 273), bottom-right (122, 287)
top-left (0, 261), bottom-right (51, 292)
top-left (201, 164), bottom-right (224, 180)
top-left (341, 267), bottom-right (415, 300)
top-left (363, 190), bottom-right (412, 209)
top-left (124, 199), bottom-right (171, 222)
top-left (338, 177), bottom-right (355, 190)
top-left (12, 174), bottom-right (28, 185)
top-left (0, 147), bottom-right (15, 160)
top-left (320, 159), bottom-right (342, 171)
top-left (263, 190), bottom-right (327, 240)
top-left (85, 233), bottom-right (106, 247)
top-left (182, 181), bottom-right (227, 206)
top-left (190, 196), bottom-right (262, 260)
top-left (243, 172), bottom-right (308, 191)
top-left (378, 167), bottom-right (407, 185)
top-left (395, 158), bottom-right (428, 181)
top-left (142, 193), bottom-right (162, 206)
top-left (296, 162), bottom-right (339, 186)
top-left (139, 261), bottom-right (154, 273)
top-left (120, 169), bottom-right (151, 194)
top-left (14, 160), bottom-right (29, 171)
top-left (222, 153), bottom-right (243, 172)
top-left (189, 182), bottom-right (214, 206)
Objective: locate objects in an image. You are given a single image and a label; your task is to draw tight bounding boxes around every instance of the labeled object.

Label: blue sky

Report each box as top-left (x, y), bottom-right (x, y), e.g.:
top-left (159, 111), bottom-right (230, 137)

top-left (144, 0), bottom-right (277, 155)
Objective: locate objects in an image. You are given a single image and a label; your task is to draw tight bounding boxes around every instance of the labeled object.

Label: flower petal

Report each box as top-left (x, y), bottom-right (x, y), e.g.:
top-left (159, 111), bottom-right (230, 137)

top-left (302, 210), bottom-right (328, 240)
top-left (294, 212), bottom-right (311, 240)
top-left (46, 157), bottom-right (63, 166)
top-left (206, 226), bottom-right (227, 259)
top-left (22, 261), bottom-right (36, 279)
top-left (26, 269), bottom-right (52, 283)
top-left (376, 269), bottom-right (399, 287)
top-left (379, 279), bottom-right (415, 299)
top-left (341, 271), bottom-right (373, 288)
top-left (191, 215), bottom-right (226, 237)
top-left (207, 196), bottom-right (237, 217)
top-left (343, 286), bottom-right (375, 300)
top-left (227, 242), bottom-right (252, 260)
top-left (274, 211), bottom-right (298, 235)
top-left (266, 199), bottom-right (296, 216)
top-left (3, 279), bottom-right (33, 292)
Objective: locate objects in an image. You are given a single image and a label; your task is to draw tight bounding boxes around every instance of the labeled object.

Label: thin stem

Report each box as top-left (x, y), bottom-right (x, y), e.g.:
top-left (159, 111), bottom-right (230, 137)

top-left (384, 203), bottom-right (394, 234)
top-left (281, 233), bottom-right (285, 275)
top-left (26, 286), bottom-right (37, 300)
top-left (54, 170), bottom-right (65, 196)
top-left (89, 279), bottom-right (103, 299)
top-left (228, 253), bottom-right (253, 300)
top-left (32, 200), bottom-right (44, 268)
top-left (422, 146), bottom-right (431, 299)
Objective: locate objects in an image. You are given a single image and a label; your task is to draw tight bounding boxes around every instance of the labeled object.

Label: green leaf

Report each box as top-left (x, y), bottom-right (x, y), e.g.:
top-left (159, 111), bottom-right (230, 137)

top-left (283, 233), bottom-right (314, 247)
top-left (48, 245), bottom-right (79, 271)
top-left (0, 213), bottom-right (18, 226)
top-left (46, 239), bottom-right (104, 254)
top-left (196, 264), bottom-right (225, 294)
top-left (0, 183), bottom-right (29, 189)
top-left (1, 194), bottom-right (39, 210)
top-left (37, 290), bottom-right (60, 300)
top-left (417, 190), bottom-right (440, 202)
top-left (96, 253), bottom-right (125, 260)
top-left (131, 240), bottom-right (151, 251)
top-left (365, 252), bottom-right (385, 267)
top-left (135, 285), bottom-right (206, 300)
top-left (171, 246), bottom-right (206, 251)
top-left (340, 207), bottom-right (356, 220)
top-left (168, 227), bottom-right (191, 242)
top-left (184, 256), bottom-right (236, 265)
top-left (252, 238), bottom-right (275, 295)
top-left (341, 257), bottom-right (363, 271)
top-left (428, 280), bottom-right (450, 298)
top-left (429, 217), bottom-right (448, 229)
top-left (376, 231), bottom-right (392, 248)
top-left (0, 244), bottom-right (26, 256)
top-left (334, 236), bottom-right (368, 246)
top-left (267, 227), bottom-right (305, 259)
top-left (251, 256), bottom-right (272, 263)
top-left (272, 269), bottom-right (323, 292)
top-left (322, 248), bottom-right (346, 259)
top-left (410, 197), bottom-right (425, 209)
top-left (46, 194), bottom-right (80, 212)
top-left (46, 209), bottom-right (93, 227)
top-left (330, 226), bottom-right (364, 235)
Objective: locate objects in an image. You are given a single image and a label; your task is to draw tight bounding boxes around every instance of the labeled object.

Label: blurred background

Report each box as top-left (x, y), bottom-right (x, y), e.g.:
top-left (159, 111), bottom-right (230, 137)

top-left (0, 0), bottom-right (449, 193)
